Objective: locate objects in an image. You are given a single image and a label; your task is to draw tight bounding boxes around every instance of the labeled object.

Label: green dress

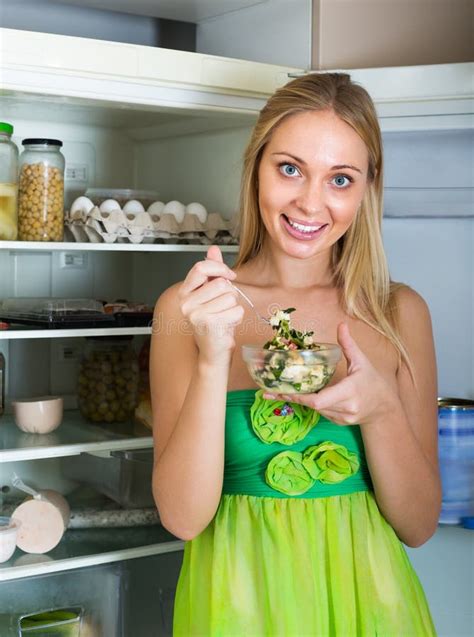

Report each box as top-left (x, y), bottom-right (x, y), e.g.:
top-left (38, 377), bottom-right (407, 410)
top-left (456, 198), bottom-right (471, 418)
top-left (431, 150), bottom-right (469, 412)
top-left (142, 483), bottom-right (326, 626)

top-left (173, 389), bottom-right (436, 636)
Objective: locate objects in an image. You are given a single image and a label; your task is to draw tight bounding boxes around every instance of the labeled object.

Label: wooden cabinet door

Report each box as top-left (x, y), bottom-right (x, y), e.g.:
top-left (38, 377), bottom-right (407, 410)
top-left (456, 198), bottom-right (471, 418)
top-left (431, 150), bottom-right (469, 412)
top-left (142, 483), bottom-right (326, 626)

top-left (311, 0), bottom-right (473, 69)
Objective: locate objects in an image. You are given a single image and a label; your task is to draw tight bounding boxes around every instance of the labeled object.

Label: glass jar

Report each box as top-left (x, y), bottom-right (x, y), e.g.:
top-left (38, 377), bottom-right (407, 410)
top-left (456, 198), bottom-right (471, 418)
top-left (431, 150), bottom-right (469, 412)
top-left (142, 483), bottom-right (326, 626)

top-left (77, 337), bottom-right (139, 423)
top-left (0, 122), bottom-right (19, 241)
top-left (18, 138), bottom-right (65, 242)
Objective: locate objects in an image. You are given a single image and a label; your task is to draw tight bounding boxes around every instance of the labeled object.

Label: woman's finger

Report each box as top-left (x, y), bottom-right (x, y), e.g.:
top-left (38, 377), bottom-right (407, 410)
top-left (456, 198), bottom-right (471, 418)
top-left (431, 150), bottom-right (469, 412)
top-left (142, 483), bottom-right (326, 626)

top-left (181, 278), bottom-right (237, 314)
top-left (180, 260), bottom-right (236, 296)
top-left (337, 322), bottom-right (366, 371)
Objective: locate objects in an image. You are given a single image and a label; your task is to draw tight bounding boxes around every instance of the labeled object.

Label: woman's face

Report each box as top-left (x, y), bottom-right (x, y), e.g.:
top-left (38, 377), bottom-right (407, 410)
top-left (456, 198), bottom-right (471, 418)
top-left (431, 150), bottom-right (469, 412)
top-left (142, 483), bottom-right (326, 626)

top-left (257, 109), bottom-right (370, 261)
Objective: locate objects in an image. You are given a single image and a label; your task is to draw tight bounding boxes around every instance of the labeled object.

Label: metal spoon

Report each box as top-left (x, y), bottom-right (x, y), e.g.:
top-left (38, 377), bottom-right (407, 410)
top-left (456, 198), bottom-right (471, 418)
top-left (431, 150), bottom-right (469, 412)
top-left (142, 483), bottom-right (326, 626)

top-left (227, 281), bottom-right (272, 325)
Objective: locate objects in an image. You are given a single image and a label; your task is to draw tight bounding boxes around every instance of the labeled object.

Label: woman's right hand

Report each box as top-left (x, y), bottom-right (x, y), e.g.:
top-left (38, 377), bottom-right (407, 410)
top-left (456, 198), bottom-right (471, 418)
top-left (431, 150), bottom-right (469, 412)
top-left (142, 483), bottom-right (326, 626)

top-left (177, 245), bottom-right (244, 366)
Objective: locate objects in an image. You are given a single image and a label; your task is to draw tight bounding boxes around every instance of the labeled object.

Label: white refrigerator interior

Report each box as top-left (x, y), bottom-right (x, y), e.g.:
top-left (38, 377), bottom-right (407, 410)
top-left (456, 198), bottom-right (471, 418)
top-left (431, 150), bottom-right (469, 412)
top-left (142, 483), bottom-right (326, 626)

top-left (0, 19), bottom-right (472, 637)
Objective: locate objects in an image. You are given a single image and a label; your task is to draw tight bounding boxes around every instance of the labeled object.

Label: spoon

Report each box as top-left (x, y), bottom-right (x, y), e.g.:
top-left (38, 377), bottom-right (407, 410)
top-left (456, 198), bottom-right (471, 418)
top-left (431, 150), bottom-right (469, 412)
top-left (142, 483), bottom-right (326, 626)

top-left (227, 281), bottom-right (272, 325)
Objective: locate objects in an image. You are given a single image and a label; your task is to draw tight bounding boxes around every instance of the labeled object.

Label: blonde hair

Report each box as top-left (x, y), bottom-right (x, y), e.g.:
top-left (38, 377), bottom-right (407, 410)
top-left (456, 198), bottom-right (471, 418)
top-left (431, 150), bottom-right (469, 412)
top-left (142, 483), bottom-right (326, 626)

top-left (235, 72), bottom-right (410, 370)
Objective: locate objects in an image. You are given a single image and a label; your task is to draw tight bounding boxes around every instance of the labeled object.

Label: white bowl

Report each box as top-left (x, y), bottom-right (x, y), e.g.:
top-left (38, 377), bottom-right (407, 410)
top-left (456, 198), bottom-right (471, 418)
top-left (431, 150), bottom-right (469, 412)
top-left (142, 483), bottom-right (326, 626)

top-left (12, 396), bottom-right (64, 434)
top-left (0, 516), bottom-right (20, 563)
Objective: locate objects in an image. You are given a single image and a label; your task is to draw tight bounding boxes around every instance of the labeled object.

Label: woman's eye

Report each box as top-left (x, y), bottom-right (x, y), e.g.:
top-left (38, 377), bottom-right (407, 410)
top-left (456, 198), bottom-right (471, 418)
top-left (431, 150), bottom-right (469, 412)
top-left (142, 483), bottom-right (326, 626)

top-left (279, 163), bottom-right (300, 177)
top-left (331, 174), bottom-right (352, 188)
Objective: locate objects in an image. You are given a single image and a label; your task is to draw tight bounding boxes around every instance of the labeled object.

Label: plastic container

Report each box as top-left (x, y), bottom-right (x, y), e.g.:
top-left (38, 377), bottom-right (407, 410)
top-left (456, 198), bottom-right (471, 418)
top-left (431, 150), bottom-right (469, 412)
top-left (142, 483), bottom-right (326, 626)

top-left (84, 188), bottom-right (159, 209)
top-left (0, 122), bottom-right (19, 240)
top-left (12, 396), bottom-right (64, 434)
top-left (0, 516), bottom-right (20, 563)
top-left (62, 449), bottom-right (154, 508)
top-left (18, 139), bottom-right (65, 242)
top-left (0, 297), bottom-right (114, 329)
top-left (242, 344), bottom-right (341, 394)
top-left (438, 398), bottom-right (474, 524)
top-left (77, 337), bottom-right (139, 423)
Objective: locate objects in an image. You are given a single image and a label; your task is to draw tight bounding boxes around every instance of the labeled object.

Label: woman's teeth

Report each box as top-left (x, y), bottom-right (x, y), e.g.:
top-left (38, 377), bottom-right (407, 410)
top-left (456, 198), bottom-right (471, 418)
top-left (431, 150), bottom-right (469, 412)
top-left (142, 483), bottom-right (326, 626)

top-left (286, 217), bottom-right (323, 233)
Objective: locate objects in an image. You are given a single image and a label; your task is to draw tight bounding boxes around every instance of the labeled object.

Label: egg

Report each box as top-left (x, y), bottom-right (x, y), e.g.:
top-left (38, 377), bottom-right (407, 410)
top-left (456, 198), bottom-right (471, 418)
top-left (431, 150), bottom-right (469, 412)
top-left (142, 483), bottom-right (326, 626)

top-left (186, 202), bottom-right (208, 224)
top-left (70, 196), bottom-right (94, 215)
top-left (163, 200), bottom-right (186, 224)
top-left (147, 201), bottom-right (165, 215)
top-left (99, 199), bottom-right (121, 213)
top-left (123, 199), bottom-right (145, 214)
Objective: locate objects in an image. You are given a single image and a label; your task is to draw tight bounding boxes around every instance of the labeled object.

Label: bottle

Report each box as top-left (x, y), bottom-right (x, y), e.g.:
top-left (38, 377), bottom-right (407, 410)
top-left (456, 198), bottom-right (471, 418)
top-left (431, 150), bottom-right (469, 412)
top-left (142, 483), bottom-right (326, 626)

top-left (77, 337), bottom-right (139, 424)
top-left (18, 138), bottom-right (65, 242)
top-left (0, 122), bottom-right (19, 241)
top-left (0, 353), bottom-right (5, 417)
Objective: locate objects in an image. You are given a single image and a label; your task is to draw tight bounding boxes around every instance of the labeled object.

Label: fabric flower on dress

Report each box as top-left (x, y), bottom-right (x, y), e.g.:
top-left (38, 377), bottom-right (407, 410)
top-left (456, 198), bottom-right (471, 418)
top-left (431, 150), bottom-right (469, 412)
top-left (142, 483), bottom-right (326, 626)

top-left (264, 441), bottom-right (359, 495)
top-left (250, 390), bottom-right (320, 445)
top-left (302, 441), bottom-right (360, 485)
top-left (265, 451), bottom-right (316, 496)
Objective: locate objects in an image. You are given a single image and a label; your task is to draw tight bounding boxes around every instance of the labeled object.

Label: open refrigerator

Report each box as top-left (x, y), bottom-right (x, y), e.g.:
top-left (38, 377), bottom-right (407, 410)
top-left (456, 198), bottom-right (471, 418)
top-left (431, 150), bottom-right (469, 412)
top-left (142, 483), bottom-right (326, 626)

top-left (0, 25), bottom-right (472, 637)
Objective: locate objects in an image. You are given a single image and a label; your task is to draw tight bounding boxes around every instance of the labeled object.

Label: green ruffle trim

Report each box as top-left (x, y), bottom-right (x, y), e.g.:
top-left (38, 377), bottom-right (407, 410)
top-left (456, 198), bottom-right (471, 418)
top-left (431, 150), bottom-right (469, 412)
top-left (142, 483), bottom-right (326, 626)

top-left (250, 390), bottom-right (320, 445)
top-left (265, 441), bottom-right (360, 495)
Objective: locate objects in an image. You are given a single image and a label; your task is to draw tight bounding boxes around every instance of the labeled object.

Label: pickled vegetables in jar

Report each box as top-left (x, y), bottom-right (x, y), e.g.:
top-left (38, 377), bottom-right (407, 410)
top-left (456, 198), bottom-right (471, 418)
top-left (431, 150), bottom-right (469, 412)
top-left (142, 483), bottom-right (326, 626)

top-left (0, 183), bottom-right (18, 240)
top-left (0, 122), bottom-right (19, 240)
top-left (77, 337), bottom-right (139, 423)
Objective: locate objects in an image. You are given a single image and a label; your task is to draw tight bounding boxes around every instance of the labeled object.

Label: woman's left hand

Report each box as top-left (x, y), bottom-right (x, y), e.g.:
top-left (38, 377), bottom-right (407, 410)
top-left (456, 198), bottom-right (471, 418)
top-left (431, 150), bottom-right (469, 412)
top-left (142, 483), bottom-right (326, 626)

top-left (263, 322), bottom-right (401, 426)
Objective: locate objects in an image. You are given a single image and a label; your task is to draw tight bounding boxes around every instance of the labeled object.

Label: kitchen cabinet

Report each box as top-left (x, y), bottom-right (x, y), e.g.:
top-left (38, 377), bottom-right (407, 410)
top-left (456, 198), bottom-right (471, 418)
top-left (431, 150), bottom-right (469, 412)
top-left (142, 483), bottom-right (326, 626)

top-left (0, 24), bottom-right (472, 637)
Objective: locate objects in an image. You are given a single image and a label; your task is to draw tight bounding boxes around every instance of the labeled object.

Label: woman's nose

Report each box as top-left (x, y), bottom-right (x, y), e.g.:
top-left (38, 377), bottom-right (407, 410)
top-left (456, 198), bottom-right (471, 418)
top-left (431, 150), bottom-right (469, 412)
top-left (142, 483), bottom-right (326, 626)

top-left (294, 180), bottom-right (325, 215)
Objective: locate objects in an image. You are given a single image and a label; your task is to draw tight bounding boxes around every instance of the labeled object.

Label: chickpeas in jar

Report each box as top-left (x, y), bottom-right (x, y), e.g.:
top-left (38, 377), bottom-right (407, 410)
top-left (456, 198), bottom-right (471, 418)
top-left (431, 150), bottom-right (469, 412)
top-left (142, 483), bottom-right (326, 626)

top-left (18, 139), bottom-right (65, 242)
top-left (77, 337), bottom-right (140, 424)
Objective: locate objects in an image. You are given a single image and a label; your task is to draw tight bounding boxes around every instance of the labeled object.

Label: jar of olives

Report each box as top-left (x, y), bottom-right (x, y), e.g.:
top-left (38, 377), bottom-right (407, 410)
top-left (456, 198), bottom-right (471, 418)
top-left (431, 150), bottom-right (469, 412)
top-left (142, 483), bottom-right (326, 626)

top-left (18, 138), bottom-right (65, 242)
top-left (77, 337), bottom-right (139, 424)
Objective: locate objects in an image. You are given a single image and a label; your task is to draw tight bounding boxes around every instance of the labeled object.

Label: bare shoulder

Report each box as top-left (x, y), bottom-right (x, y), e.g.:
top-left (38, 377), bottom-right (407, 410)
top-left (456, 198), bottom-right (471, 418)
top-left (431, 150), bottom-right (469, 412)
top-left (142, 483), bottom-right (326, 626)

top-left (391, 284), bottom-right (433, 334)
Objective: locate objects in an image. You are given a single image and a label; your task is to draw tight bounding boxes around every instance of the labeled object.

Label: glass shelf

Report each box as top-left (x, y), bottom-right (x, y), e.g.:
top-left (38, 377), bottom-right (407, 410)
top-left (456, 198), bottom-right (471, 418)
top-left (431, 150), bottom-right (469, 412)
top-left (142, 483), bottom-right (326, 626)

top-left (0, 525), bottom-right (184, 582)
top-left (0, 326), bottom-right (152, 340)
top-left (0, 240), bottom-right (239, 253)
top-left (383, 187), bottom-right (473, 218)
top-left (0, 411), bottom-right (152, 462)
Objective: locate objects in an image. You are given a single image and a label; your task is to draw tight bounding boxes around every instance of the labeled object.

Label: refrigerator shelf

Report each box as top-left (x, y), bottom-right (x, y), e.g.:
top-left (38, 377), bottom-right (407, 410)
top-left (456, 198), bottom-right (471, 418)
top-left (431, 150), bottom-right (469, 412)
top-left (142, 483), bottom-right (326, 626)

top-left (0, 326), bottom-right (152, 340)
top-left (0, 240), bottom-right (240, 253)
top-left (0, 411), bottom-right (152, 463)
top-left (383, 187), bottom-right (473, 218)
top-left (0, 525), bottom-right (183, 582)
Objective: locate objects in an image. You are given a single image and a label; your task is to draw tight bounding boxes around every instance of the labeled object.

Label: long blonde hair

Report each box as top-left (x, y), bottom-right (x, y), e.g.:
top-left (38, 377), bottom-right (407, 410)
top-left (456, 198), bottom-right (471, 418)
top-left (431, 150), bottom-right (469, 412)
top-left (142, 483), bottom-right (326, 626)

top-left (234, 72), bottom-right (410, 369)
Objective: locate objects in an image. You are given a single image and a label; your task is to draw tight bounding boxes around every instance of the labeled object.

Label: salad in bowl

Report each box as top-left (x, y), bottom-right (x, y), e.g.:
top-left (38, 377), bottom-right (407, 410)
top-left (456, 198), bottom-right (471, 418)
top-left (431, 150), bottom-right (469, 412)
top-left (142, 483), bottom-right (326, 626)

top-left (242, 308), bottom-right (341, 394)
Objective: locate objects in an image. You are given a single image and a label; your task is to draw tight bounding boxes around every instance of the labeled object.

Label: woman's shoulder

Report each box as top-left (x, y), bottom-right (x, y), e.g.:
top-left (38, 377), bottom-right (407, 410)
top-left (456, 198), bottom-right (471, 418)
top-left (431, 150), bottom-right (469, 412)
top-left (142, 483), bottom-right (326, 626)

top-left (154, 281), bottom-right (183, 315)
top-left (389, 282), bottom-right (432, 330)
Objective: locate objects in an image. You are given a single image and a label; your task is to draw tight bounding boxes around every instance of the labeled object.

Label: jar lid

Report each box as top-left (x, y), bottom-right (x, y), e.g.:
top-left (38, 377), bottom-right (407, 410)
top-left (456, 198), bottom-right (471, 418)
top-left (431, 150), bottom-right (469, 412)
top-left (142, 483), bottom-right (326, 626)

top-left (438, 397), bottom-right (474, 410)
top-left (0, 122), bottom-right (14, 135)
top-left (22, 138), bottom-right (63, 147)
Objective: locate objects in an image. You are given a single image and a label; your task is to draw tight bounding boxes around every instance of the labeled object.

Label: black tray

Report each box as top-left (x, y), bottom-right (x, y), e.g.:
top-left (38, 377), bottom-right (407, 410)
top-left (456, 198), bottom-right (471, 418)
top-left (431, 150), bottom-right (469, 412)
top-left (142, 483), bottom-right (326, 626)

top-left (0, 311), bottom-right (116, 329)
top-left (113, 312), bottom-right (154, 327)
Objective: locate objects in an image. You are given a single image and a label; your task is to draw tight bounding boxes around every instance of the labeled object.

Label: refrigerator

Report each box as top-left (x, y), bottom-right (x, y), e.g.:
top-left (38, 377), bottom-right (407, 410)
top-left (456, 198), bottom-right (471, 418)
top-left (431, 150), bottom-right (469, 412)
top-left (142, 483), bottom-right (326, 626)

top-left (0, 8), bottom-right (472, 637)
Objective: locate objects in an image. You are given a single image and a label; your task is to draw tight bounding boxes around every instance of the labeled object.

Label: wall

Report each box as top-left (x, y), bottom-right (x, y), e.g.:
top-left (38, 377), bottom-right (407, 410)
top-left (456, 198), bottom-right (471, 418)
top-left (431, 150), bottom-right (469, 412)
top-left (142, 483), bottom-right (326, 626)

top-left (196, 0), bottom-right (312, 68)
top-left (0, 0), bottom-right (195, 49)
top-left (312, 0), bottom-right (474, 69)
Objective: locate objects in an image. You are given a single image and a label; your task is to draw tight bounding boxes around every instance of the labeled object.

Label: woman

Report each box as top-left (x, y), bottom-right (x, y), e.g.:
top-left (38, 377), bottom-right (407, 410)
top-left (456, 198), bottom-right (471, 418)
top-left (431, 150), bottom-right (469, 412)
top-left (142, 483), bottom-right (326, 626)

top-left (150, 72), bottom-right (440, 636)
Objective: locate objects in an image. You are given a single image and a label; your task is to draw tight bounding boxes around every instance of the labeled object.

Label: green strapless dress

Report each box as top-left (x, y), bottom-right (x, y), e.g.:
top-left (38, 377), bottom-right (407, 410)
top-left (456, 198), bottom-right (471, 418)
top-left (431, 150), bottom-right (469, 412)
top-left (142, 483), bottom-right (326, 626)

top-left (173, 389), bottom-right (436, 636)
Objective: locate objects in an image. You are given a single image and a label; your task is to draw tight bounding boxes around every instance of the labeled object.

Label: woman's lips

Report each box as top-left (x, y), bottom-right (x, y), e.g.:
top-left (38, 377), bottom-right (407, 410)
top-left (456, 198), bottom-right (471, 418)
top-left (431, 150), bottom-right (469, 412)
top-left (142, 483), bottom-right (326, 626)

top-left (281, 214), bottom-right (327, 241)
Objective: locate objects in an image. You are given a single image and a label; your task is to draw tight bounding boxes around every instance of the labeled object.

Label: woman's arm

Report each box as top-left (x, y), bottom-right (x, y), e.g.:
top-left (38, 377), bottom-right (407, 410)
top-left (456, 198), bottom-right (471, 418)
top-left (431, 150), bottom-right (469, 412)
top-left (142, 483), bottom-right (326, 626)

top-left (265, 288), bottom-right (441, 547)
top-left (360, 287), bottom-right (441, 546)
top-left (150, 249), bottom-right (243, 540)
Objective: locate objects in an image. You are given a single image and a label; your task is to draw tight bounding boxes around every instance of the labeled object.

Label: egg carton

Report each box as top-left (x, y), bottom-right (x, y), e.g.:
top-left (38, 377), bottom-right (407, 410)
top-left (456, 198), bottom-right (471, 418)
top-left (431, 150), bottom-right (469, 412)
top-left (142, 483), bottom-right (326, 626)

top-left (64, 206), bottom-right (238, 245)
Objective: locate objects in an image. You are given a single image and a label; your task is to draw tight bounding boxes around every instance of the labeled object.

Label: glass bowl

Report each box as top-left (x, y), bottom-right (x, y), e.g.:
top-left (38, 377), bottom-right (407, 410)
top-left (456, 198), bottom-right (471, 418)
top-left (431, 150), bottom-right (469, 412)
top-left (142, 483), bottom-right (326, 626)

top-left (242, 344), bottom-right (341, 394)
